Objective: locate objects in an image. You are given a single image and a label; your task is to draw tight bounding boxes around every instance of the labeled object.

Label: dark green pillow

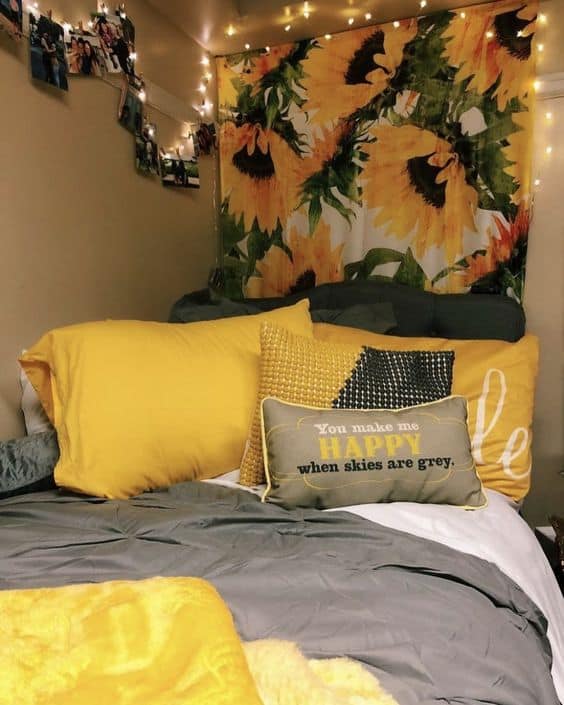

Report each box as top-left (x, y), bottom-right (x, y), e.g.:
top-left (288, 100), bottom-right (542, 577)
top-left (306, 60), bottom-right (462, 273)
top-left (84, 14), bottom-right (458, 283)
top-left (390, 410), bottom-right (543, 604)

top-left (261, 396), bottom-right (486, 511)
top-left (0, 431), bottom-right (59, 499)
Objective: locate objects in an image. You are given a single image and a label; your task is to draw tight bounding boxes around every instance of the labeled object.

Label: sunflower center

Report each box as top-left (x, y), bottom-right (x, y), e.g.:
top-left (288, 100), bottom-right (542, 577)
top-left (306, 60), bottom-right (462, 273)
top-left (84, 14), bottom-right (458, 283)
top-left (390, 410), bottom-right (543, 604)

top-left (289, 269), bottom-right (316, 294)
top-left (493, 7), bottom-right (533, 60)
top-left (232, 144), bottom-right (275, 180)
top-left (345, 30), bottom-right (388, 85)
top-left (407, 154), bottom-right (447, 210)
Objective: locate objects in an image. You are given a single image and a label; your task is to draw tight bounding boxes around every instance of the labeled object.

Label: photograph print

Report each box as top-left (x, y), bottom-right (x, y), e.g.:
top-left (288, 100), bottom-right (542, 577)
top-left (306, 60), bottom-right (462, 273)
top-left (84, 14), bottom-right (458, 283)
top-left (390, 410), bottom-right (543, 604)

top-left (29, 10), bottom-right (68, 91)
top-left (160, 137), bottom-right (200, 189)
top-left (65, 30), bottom-right (103, 77)
top-left (118, 83), bottom-right (144, 134)
top-left (90, 11), bottom-right (135, 75)
top-left (0, 0), bottom-right (22, 40)
top-left (135, 122), bottom-right (159, 176)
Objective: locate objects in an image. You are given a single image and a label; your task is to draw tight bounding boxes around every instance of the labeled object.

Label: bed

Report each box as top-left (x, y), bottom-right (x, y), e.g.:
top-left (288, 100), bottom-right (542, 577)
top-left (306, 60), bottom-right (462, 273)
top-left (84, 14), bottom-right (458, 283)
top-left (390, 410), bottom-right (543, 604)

top-left (1, 281), bottom-right (562, 705)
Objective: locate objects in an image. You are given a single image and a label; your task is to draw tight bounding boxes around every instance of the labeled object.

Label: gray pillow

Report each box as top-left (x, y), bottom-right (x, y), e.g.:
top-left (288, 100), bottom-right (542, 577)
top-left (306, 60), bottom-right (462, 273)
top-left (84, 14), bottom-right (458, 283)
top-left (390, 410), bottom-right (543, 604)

top-left (261, 396), bottom-right (486, 511)
top-left (0, 431), bottom-right (59, 499)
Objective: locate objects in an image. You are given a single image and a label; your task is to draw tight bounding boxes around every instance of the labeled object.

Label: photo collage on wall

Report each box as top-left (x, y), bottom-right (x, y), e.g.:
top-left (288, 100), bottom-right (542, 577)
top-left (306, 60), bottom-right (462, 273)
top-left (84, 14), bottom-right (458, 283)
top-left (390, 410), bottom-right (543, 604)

top-left (2, 1), bottom-right (202, 191)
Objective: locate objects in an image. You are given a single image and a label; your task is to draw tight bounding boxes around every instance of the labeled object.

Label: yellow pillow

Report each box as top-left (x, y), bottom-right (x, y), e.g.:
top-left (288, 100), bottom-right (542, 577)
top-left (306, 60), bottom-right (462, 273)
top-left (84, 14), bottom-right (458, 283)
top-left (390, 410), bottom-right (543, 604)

top-left (19, 301), bottom-right (312, 499)
top-left (0, 576), bottom-right (262, 705)
top-left (313, 323), bottom-right (539, 501)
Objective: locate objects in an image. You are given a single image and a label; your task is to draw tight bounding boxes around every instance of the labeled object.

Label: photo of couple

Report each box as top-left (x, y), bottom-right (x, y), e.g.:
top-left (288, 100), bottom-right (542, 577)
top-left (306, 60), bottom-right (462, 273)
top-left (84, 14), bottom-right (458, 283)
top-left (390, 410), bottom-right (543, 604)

top-left (65, 32), bottom-right (103, 77)
top-left (160, 143), bottom-right (200, 189)
top-left (135, 122), bottom-right (159, 176)
top-left (29, 9), bottom-right (68, 91)
top-left (90, 12), bottom-right (135, 75)
top-left (0, 0), bottom-right (22, 39)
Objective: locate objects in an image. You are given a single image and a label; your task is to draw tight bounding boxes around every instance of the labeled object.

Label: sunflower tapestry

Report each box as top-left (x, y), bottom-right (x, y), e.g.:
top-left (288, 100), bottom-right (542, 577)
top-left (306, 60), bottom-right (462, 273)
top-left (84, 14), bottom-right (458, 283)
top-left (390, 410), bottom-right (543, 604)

top-left (217, 0), bottom-right (537, 301)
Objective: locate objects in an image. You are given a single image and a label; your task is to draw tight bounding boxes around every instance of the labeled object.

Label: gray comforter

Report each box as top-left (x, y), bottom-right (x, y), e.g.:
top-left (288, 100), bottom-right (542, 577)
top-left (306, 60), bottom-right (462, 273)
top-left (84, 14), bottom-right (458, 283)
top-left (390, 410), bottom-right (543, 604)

top-left (0, 482), bottom-right (558, 705)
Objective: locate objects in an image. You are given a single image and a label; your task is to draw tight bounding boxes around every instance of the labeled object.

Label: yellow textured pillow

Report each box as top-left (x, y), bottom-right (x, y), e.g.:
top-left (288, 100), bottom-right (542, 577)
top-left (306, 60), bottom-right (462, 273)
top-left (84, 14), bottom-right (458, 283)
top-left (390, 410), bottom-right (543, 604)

top-left (313, 323), bottom-right (539, 501)
top-left (19, 301), bottom-right (312, 499)
top-left (0, 576), bottom-right (262, 705)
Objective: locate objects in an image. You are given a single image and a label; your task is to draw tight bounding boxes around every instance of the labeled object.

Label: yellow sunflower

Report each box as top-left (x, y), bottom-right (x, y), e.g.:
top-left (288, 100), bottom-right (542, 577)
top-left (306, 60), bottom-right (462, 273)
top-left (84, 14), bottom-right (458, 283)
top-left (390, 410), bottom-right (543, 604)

top-left (217, 45), bottom-right (294, 108)
top-left (442, 0), bottom-right (537, 111)
top-left (220, 121), bottom-right (300, 234)
top-left (362, 124), bottom-right (478, 265)
top-left (245, 220), bottom-right (345, 297)
top-left (503, 107), bottom-right (534, 205)
top-left (302, 20), bottom-right (417, 125)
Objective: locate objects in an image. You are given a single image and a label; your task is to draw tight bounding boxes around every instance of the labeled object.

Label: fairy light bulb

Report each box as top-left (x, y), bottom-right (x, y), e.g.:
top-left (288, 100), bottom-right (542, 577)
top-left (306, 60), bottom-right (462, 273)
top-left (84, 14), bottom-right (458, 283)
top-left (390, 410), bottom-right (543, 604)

top-left (420, 0), bottom-right (427, 8)
top-left (348, 17), bottom-right (354, 25)
top-left (545, 145), bottom-right (553, 155)
top-left (324, 33), bottom-right (332, 39)
top-left (148, 127), bottom-right (155, 137)
top-left (201, 56), bottom-right (210, 66)
top-left (244, 43), bottom-right (250, 49)
top-left (486, 30), bottom-right (494, 39)
top-left (264, 45), bottom-right (270, 52)
top-left (538, 12), bottom-right (547, 24)
top-left (365, 12), bottom-right (372, 20)
top-left (303, 2), bottom-right (310, 19)
top-left (537, 43), bottom-right (544, 52)
top-left (284, 24), bottom-right (291, 31)
top-left (129, 51), bottom-right (137, 61)
top-left (534, 179), bottom-right (541, 187)
top-left (226, 24), bottom-right (235, 36)
top-left (204, 71), bottom-right (212, 81)
top-left (546, 111), bottom-right (553, 120)
top-left (393, 20), bottom-right (400, 28)
top-left (534, 79), bottom-right (542, 91)
top-left (460, 11), bottom-right (466, 18)
top-left (138, 89), bottom-right (146, 102)
top-left (87, 19), bottom-right (93, 27)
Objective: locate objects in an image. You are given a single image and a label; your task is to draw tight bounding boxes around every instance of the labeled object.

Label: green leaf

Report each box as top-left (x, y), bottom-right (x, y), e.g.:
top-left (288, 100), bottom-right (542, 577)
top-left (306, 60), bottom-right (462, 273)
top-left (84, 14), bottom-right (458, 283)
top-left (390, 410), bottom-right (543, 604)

top-left (308, 197), bottom-right (322, 235)
top-left (358, 248), bottom-right (405, 278)
top-left (393, 248), bottom-right (427, 289)
top-left (220, 208), bottom-right (247, 251)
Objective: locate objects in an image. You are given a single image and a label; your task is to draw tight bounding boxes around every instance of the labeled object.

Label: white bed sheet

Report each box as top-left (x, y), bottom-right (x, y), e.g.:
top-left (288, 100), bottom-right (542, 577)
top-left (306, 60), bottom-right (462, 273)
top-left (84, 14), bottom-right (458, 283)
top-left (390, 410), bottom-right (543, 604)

top-left (206, 471), bottom-right (564, 701)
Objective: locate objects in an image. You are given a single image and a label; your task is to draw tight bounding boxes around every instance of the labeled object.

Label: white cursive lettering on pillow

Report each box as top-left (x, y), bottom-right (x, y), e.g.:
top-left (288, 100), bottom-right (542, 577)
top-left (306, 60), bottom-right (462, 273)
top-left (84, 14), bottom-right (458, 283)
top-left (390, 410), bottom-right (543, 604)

top-left (471, 368), bottom-right (530, 480)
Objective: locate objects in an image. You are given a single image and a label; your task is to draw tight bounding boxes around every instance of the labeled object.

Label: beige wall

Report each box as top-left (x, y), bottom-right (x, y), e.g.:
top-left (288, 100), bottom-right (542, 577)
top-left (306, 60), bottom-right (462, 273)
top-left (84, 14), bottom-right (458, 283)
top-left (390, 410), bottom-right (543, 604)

top-left (521, 0), bottom-right (564, 524)
top-left (0, 0), bottom-right (217, 439)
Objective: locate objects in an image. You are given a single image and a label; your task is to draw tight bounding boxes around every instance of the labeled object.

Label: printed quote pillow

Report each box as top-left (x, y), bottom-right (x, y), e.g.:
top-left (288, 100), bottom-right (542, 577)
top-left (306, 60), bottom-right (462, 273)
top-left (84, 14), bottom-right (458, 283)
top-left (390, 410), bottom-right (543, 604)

top-left (313, 324), bottom-right (539, 502)
top-left (261, 396), bottom-right (486, 510)
top-left (239, 323), bottom-right (454, 486)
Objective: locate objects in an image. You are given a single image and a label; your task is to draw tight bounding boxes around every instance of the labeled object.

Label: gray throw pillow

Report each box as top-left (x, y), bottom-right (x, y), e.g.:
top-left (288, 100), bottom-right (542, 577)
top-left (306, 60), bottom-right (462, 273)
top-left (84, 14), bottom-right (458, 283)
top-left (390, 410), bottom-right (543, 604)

top-left (0, 430), bottom-right (59, 499)
top-left (261, 396), bottom-right (486, 511)
top-left (310, 303), bottom-right (396, 334)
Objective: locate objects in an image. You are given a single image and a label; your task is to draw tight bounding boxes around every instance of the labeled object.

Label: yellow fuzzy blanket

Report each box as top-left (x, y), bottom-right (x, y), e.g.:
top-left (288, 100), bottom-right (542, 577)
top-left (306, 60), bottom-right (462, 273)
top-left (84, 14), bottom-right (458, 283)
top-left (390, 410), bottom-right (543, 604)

top-left (245, 639), bottom-right (399, 705)
top-left (0, 576), bottom-right (398, 705)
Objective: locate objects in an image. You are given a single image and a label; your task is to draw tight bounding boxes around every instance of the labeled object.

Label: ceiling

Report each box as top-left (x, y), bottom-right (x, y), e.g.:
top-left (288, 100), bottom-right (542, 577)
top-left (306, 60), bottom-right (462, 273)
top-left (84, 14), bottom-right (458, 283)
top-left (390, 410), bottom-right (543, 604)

top-left (146, 0), bottom-right (491, 55)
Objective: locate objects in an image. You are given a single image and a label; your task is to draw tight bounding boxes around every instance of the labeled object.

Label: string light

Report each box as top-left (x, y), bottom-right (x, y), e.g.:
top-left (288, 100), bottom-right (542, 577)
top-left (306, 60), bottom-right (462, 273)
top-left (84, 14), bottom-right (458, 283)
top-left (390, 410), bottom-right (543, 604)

top-left (486, 30), bottom-right (494, 39)
top-left (460, 11), bottom-right (466, 19)
top-left (138, 89), bottom-right (146, 102)
top-left (348, 17), bottom-right (354, 25)
top-left (284, 24), bottom-right (291, 31)
top-left (226, 24), bottom-right (235, 36)
top-left (204, 71), bottom-right (212, 81)
top-left (420, 0), bottom-right (427, 8)
top-left (303, 2), bottom-right (310, 19)
top-left (393, 20), bottom-right (400, 28)
top-left (546, 111), bottom-right (553, 121)
top-left (324, 33), bottom-right (332, 40)
top-left (545, 145), bottom-right (553, 155)
top-left (365, 12), bottom-right (372, 20)
top-left (198, 82), bottom-right (207, 94)
top-left (534, 79), bottom-right (542, 91)
top-left (264, 45), bottom-right (270, 52)
top-left (534, 179), bottom-right (541, 186)
top-left (537, 43), bottom-right (544, 52)
top-left (129, 51), bottom-right (137, 61)
top-left (244, 42), bottom-right (250, 49)
top-left (201, 56), bottom-right (210, 66)
top-left (538, 12), bottom-right (547, 24)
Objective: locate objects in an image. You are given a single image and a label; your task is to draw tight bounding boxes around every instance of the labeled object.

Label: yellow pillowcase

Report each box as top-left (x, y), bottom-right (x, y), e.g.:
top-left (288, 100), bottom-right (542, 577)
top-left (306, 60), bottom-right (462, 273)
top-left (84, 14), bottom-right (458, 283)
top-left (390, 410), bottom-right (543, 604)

top-left (313, 323), bottom-right (539, 501)
top-left (19, 301), bottom-right (312, 499)
top-left (0, 576), bottom-right (262, 705)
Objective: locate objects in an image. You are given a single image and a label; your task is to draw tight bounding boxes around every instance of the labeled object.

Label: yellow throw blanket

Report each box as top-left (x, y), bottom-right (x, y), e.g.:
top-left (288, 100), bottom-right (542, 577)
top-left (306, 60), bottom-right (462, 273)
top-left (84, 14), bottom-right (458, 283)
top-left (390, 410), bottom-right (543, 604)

top-left (0, 577), bottom-right (399, 705)
top-left (244, 639), bottom-right (399, 705)
top-left (0, 577), bottom-right (262, 705)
